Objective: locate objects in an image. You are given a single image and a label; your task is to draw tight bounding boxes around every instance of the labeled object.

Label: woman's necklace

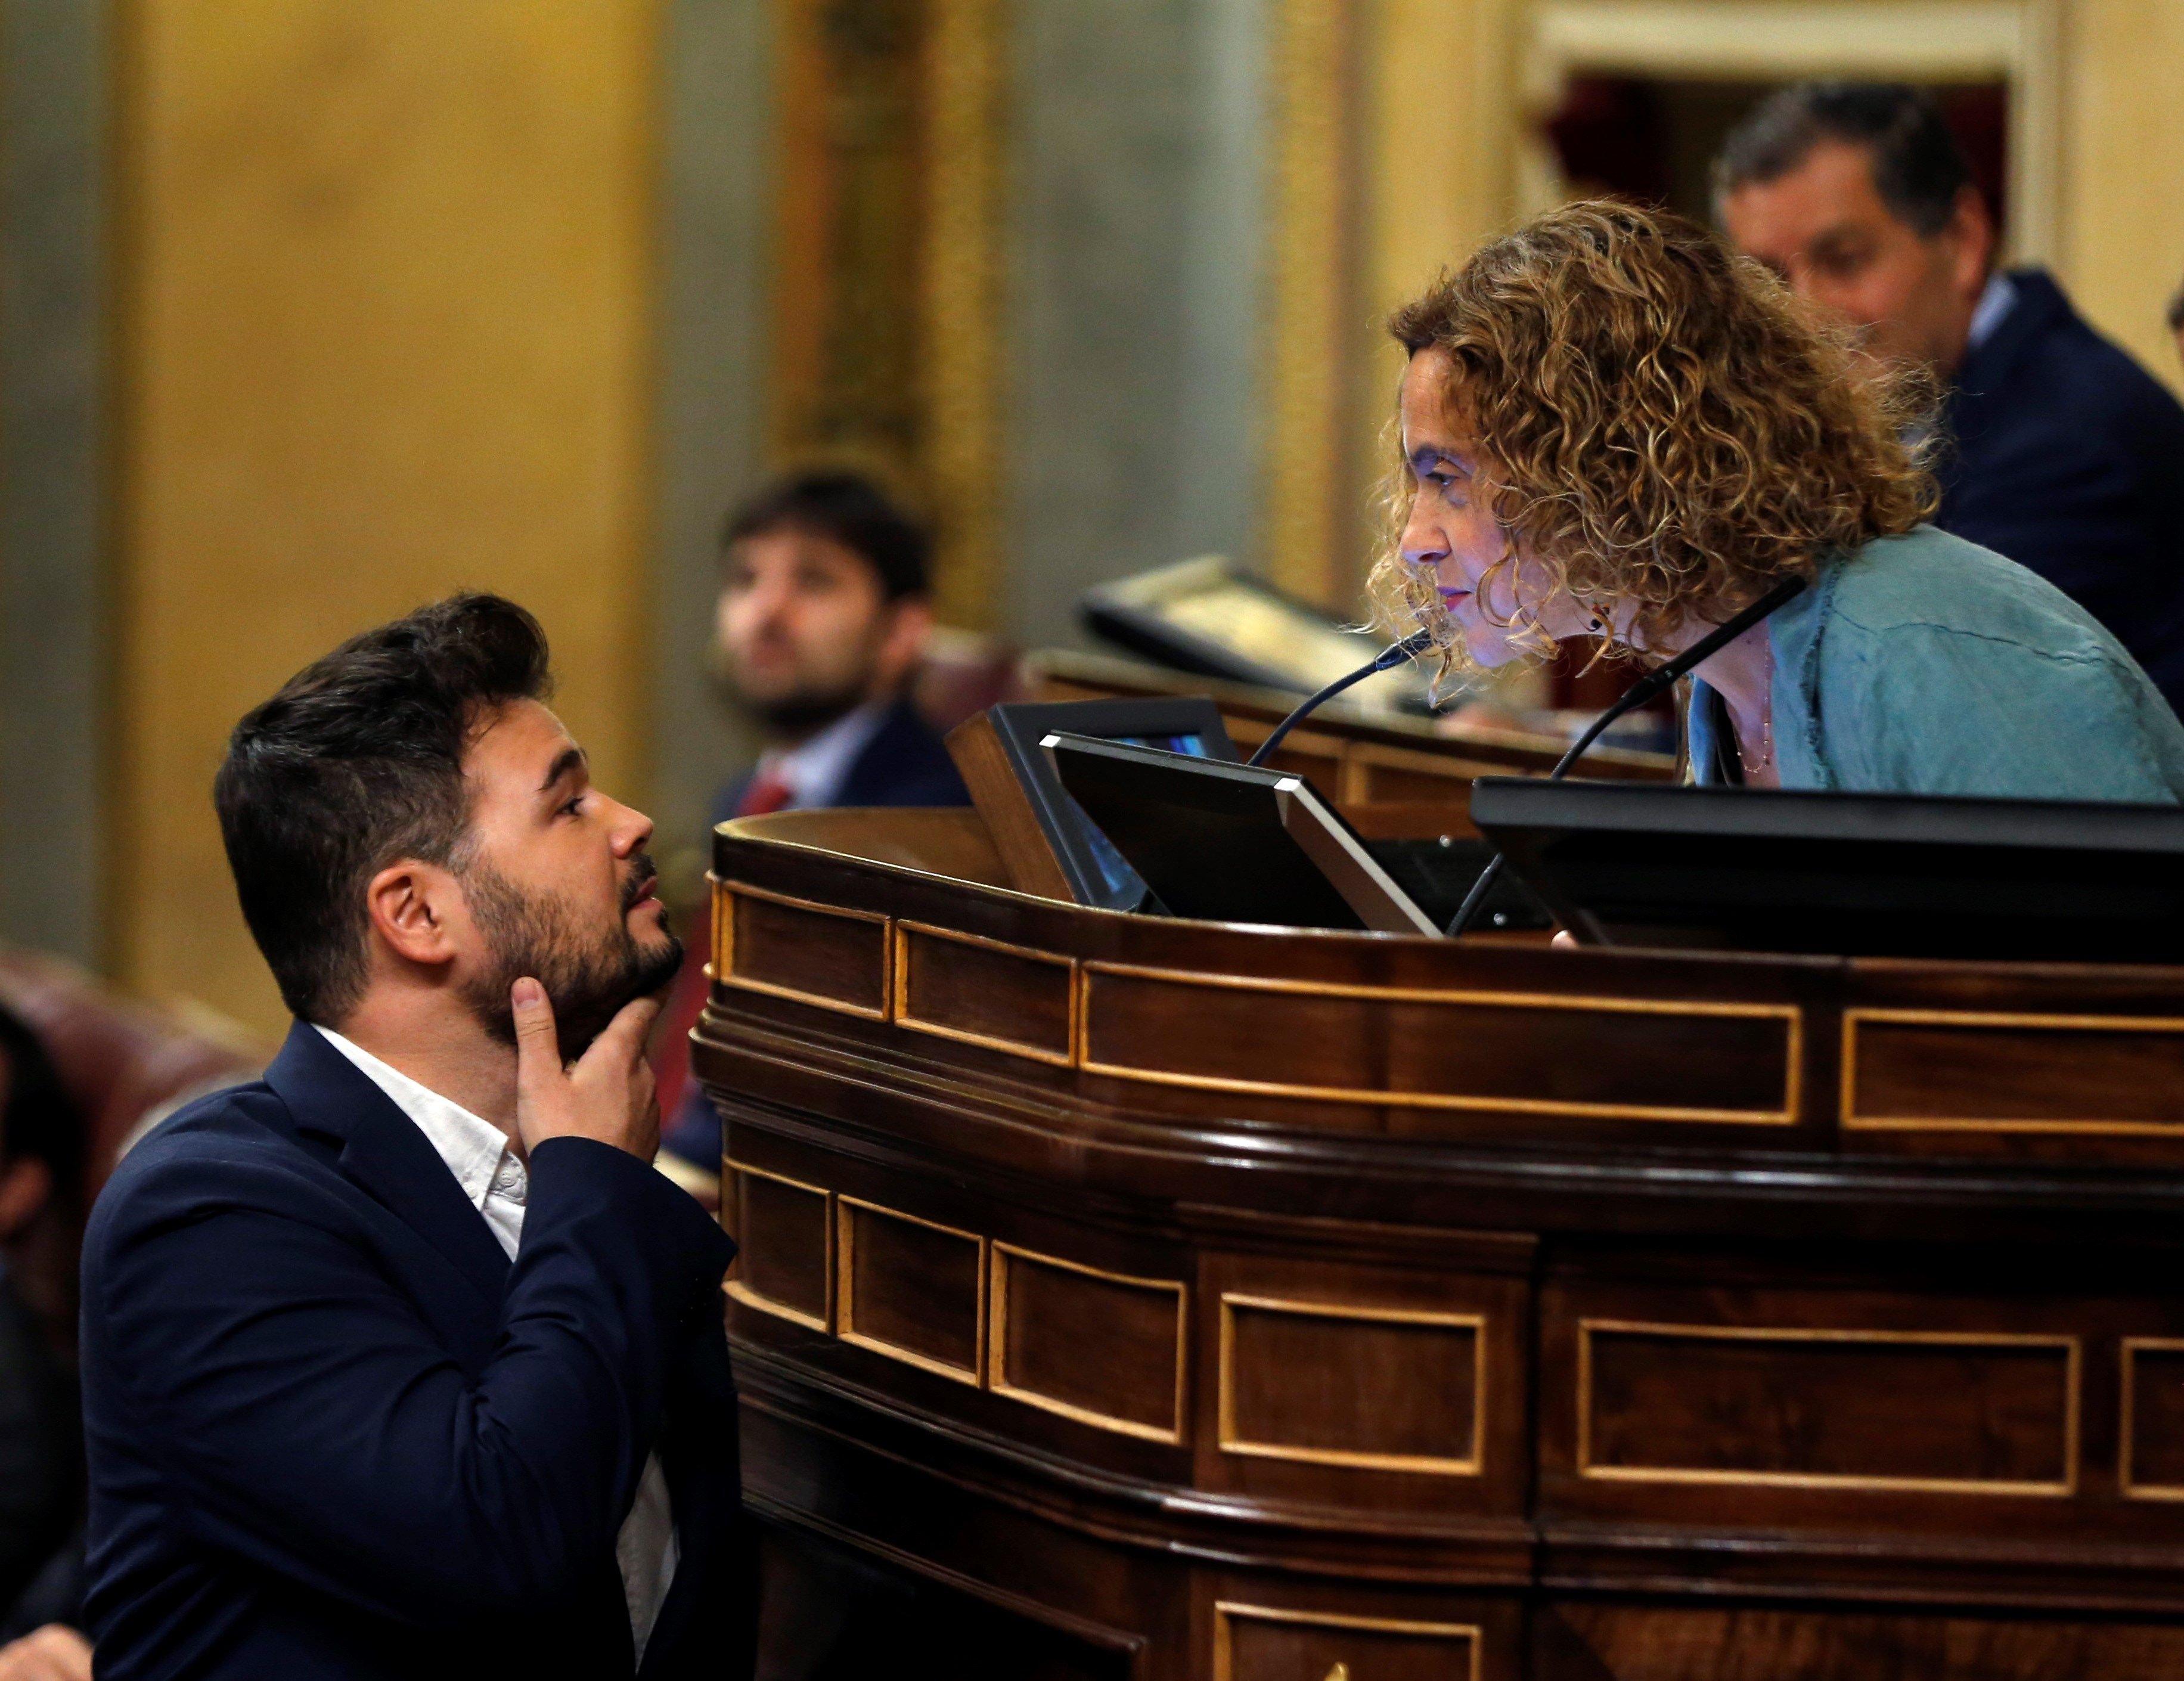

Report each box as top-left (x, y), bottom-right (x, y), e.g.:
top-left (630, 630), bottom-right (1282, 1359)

top-left (1735, 666), bottom-right (1774, 782)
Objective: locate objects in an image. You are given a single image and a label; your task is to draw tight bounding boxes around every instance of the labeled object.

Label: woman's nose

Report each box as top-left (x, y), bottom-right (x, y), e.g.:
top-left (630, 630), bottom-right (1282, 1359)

top-left (1400, 501), bottom-right (1445, 569)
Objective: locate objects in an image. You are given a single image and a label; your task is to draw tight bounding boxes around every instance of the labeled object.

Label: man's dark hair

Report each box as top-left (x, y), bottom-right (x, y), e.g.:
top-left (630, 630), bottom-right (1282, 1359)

top-left (2168, 274), bottom-right (2184, 336)
top-left (214, 594), bottom-right (552, 1025)
top-left (723, 470), bottom-right (930, 600)
top-left (1714, 82), bottom-right (1975, 238)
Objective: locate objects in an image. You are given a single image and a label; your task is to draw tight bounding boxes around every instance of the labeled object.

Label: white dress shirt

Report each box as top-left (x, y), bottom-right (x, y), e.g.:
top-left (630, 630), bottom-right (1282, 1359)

top-left (314, 1026), bottom-right (678, 1662)
top-left (747, 699), bottom-right (890, 811)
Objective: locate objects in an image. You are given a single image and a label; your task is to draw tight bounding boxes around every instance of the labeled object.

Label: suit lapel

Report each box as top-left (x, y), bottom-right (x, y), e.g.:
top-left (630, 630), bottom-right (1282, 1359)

top-left (263, 1022), bottom-right (513, 1311)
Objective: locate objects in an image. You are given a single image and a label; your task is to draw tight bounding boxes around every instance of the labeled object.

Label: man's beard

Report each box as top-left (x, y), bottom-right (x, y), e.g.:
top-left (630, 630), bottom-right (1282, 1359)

top-left (708, 657), bottom-right (867, 739)
top-left (457, 851), bottom-right (684, 1060)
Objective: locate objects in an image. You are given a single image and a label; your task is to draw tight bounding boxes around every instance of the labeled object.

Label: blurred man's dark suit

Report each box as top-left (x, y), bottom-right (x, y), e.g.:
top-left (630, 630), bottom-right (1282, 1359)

top-left (1937, 267), bottom-right (2184, 716)
top-left (80, 1024), bottom-right (753, 1681)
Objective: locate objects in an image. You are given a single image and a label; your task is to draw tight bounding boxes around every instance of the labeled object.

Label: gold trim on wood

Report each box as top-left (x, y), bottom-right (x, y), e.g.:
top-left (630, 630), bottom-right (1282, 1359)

top-left (2121, 1337), bottom-right (2184, 1501)
top-left (721, 1159), bottom-right (834, 1333)
top-left (1077, 962), bottom-right (1803, 1125)
top-left (988, 1242), bottom-right (1189, 1444)
top-left (1213, 1602), bottom-right (1483, 1681)
top-left (890, 920), bottom-right (1081, 1066)
top-left (1575, 1317), bottom-right (2081, 1497)
top-left (836, 1195), bottom-right (986, 1386)
top-left (1841, 1006), bottom-right (2184, 1136)
top-left (716, 879), bottom-right (894, 1022)
top-left (1217, 1293), bottom-right (1485, 1475)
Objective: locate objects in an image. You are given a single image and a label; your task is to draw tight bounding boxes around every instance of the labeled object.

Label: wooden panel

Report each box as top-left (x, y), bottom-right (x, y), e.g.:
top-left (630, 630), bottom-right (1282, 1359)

top-left (991, 1243), bottom-right (1187, 1443)
top-left (2122, 1338), bottom-right (2184, 1499)
top-left (894, 921), bottom-right (1075, 1063)
top-left (1342, 740), bottom-right (1509, 805)
top-left (1578, 1321), bottom-right (2078, 1496)
top-left (837, 1198), bottom-right (984, 1384)
top-left (1844, 1009), bottom-right (2184, 1137)
top-left (1081, 966), bottom-right (1800, 1125)
top-left (1215, 1603), bottom-right (1481, 1681)
top-left (721, 882), bottom-right (889, 1018)
top-left (724, 1161), bottom-right (832, 1331)
top-left (1220, 1295), bottom-right (1483, 1474)
top-left (1546, 1604), bottom-right (2184, 1681)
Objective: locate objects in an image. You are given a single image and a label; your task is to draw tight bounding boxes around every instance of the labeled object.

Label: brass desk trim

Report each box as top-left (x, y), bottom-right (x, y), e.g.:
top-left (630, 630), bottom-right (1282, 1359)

top-left (2121, 1336), bottom-right (2184, 1500)
top-left (835, 1195), bottom-right (986, 1387)
top-left (890, 920), bottom-right (1079, 1066)
top-left (717, 880), bottom-right (893, 1022)
top-left (1079, 962), bottom-right (1804, 1126)
top-left (1575, 1317), bottom-right (2081, 1497)
top-left (1217, 1292), bottom-right (1487, 1475)
top-left (721, 1158), bottom-right (834, 1333)
top-left (988, 1241), bottom-right (1189, 1444)
top-left (1212, 1601), bottom-right (1483, 1681)
top-left (1842, 1006), bottom-right (2184, 1136)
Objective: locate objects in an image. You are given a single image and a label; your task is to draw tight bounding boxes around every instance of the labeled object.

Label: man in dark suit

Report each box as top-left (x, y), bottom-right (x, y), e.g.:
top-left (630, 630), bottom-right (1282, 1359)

top-left (79, 594), bottom-right (753, 1680)
top-left (1717, 82), bottom-right (2184, 716)
top-left (657, 472), bottom-right (966, 1191)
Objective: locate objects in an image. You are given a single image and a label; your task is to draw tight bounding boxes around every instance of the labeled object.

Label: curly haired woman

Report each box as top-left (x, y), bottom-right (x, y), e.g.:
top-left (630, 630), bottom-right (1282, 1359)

top-left (1376, 201), bottom-right (2184, 800)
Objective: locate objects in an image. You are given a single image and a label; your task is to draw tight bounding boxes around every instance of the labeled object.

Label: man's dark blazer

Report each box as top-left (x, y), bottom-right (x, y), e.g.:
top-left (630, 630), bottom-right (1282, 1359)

top-left (1937, 268), bottom-right (2184, 716)
top-left (79, 1024), bottom-right (753, 1681)
top-left (710, 696), bottom-right (970, 827)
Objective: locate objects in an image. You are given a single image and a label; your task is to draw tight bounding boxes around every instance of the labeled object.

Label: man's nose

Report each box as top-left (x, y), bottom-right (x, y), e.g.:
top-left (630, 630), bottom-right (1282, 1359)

top-left (609, 799), bottom-right (655, 857)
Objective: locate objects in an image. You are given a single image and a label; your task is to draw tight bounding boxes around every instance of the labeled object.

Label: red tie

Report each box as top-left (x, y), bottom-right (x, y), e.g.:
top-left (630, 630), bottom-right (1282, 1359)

top-left (736, 770), bottom-right (793, 818)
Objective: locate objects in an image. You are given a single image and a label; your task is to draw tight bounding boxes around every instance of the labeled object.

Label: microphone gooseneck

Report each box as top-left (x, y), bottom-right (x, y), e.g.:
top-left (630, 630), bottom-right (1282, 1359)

top-left (1245, 628), bottom-right (1436, 768)
top-left (1444, 575), bottom-right (1810, 938)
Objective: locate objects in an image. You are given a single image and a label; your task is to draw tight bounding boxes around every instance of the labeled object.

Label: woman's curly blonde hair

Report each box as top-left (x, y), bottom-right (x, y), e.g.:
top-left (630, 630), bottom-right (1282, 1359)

top-left (1368, 200), bottom-right (1938, 672)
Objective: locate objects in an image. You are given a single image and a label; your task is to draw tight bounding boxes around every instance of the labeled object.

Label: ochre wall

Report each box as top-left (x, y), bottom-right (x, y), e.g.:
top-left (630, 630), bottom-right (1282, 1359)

top-left (111, 1), bottom-right (660, 1035)
top-left (2062, 0), bottom-right (2184, 395)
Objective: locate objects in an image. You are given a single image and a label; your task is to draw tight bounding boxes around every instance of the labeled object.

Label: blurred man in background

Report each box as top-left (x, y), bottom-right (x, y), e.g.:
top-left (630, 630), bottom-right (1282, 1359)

top-left (1717, 82), bottom-right (2184, 717)
top-left (655, 472), bottom-right (969, 1197)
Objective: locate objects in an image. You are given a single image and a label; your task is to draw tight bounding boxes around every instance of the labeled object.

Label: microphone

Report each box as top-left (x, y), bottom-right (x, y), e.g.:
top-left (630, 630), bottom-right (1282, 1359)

top-left (1444, 574), bottom-right (1810, 937)
top-left (1246, 629), bottom-right (1437, 768)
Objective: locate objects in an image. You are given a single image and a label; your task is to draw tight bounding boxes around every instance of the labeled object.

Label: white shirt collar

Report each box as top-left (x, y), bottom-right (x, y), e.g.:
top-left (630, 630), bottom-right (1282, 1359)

top-left (1967, 270), bottom-right (2017, 353)
top-left (754, 699), bottom-right (891, 811)
top-left (312, 1025), bottom-right (525, 1238)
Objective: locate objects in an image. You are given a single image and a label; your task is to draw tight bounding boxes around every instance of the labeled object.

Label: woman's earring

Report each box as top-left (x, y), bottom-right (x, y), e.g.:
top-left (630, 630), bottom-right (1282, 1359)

top-left (1589, 616), bottom-right (1603, 632)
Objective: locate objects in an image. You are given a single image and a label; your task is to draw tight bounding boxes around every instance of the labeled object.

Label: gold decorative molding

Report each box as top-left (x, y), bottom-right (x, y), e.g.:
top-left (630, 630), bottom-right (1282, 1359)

top-left (890, 920), bottom-right (1080, 1066)
top-left (1576, 1317), bottom-right (2081, 1496)
top-left (722, 1159), bottom-right (836, 1332)
top-left (1217, 1293), bottom-right (1487, 1475)
top-left (836, 1195), bottom-right (988, 1385)
top-left (1213, 1602), bottom-right (1484, 1681)
top-left (1841, 1006), bottom-right (2184, 1136)
top-left (988, 1242), bottom-right (1190, 1444)
top-left (2120, 1337), bottom-right (2184, 1501)
top-left (716, 880), bottom-right (894, 1021)
top-left (1077, 961), bottom-right (1804, 1125)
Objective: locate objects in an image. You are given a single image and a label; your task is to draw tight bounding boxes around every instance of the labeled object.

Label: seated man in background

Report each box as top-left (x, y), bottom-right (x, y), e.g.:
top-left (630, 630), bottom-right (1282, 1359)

top-left (80, 595), bottom-right (752, 1679)
top-left (1717, 82), bottom-right (2184, 717)
top-left (656, 472), bottom-right (968, 1193)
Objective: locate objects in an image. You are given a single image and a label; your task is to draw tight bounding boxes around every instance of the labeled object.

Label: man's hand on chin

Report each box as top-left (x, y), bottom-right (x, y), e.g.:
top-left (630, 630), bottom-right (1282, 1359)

top-left (511, 979), bottom-right (664, 1161)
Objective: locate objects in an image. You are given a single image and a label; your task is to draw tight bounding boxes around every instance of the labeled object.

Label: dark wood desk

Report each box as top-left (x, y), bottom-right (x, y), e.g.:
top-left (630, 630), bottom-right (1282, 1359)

top-left (695, 807), bottom-right (2184, 1679)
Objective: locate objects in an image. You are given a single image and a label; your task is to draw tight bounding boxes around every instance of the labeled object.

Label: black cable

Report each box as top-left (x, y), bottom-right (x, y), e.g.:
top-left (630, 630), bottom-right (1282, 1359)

top-left (1246, 629), bottom-right (1436, 768)
top-left (1444, 575), bottom-right (1810, 937)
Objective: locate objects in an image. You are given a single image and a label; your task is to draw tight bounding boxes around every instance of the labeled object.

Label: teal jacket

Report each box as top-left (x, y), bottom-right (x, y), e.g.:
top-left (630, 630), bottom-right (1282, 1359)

top-left (1687, 526), bottom-right (2184, 802)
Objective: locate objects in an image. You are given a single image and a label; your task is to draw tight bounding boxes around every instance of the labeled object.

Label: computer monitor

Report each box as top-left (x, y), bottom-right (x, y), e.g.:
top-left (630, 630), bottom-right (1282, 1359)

top-left (1469, 777), bottom-right (2184, 962)
top-left (1044, 733), bottom-right (1440, 935)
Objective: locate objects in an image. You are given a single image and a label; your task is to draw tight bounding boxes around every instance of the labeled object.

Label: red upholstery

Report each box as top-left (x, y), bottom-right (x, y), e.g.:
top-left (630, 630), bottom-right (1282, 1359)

top-left (0, 946), bottom-right (268, 1204)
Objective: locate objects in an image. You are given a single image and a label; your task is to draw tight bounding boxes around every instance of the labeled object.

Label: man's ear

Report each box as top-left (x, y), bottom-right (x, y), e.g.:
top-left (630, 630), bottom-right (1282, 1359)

top-left (1945, 182), bottom-right (1996, 292)
top-left (0, 1157), bottom-right (51, 1242)
top-left (364, 860), bottom-right (464, 971)
top-left (873, 595), bottom-right (934, 693)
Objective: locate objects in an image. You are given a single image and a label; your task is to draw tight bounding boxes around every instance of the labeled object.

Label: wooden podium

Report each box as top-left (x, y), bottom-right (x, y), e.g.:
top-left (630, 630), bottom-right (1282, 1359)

top-left (693, 806), bottom-right (2184, 1680)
